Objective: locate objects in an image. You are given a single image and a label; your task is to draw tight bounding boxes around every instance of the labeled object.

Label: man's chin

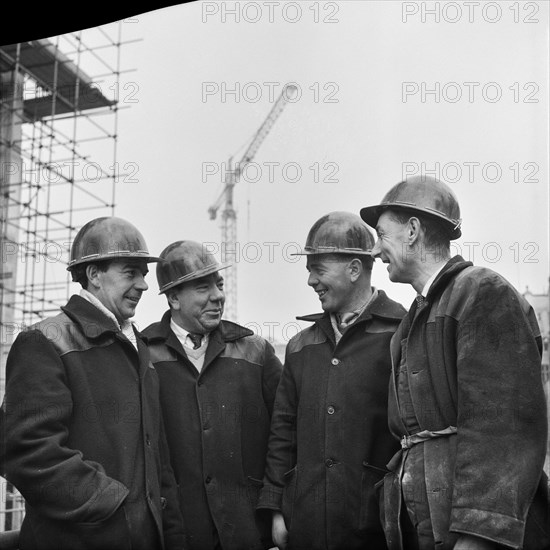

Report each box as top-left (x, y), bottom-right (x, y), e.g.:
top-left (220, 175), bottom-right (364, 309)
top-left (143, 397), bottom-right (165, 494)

top-left (201, 318), bottom-right (222, 332)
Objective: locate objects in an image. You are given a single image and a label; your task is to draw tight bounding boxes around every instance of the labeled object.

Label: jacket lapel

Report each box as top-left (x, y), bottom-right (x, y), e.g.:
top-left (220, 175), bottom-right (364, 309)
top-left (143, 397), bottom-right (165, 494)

top-left (202, 326), bottom-right (226, 372)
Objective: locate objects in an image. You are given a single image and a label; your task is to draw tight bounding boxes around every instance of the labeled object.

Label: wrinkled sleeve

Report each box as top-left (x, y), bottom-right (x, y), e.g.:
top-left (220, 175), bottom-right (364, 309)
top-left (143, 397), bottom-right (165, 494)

top-left (1, 330), bottom-right (128, 522)
top-left (449, 275), bottom-right (548, 548)
top-left (257, 345), bottom-right (298, 512)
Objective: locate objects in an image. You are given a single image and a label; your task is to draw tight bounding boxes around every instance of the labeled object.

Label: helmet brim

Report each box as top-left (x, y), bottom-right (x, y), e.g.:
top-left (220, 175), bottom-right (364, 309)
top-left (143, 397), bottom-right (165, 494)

top-left (360, 204), bottom-right (462, 240)
top-left (291, 248), bottom-right (373, 256)
top-left (158, 262), bottom-right (232, 294)
top-left (67, 252), bottom-right (162, 271)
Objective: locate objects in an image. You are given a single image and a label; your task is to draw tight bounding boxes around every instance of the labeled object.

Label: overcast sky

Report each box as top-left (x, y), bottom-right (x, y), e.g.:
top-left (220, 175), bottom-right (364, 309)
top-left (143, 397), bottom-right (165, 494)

top-left (48, 0), bottom-right (549, 343)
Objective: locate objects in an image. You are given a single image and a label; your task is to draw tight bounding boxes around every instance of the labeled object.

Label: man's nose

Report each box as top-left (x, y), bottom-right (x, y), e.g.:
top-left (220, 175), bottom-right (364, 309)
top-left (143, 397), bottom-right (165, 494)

top-left (210, 285), bottom-right (224, 302)
top-left (135, 273), bottom-right (149, 291)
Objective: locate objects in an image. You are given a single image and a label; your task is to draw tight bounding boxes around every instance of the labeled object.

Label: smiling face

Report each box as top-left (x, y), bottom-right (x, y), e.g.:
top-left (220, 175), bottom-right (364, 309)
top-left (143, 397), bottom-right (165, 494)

top-left (90, 259), bottom-right (149, 322)
top-left (371, 210), bottom-right (412, 284)
top-left (305, 254), bottom-right (357, 314)
top-left (168, 272), bottom-right (225, 334)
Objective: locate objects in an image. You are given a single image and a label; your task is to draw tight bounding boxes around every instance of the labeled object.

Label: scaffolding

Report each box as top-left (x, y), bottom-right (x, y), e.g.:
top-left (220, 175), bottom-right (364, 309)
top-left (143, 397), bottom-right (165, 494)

top-left (0, 23), bottom-right (131, 533)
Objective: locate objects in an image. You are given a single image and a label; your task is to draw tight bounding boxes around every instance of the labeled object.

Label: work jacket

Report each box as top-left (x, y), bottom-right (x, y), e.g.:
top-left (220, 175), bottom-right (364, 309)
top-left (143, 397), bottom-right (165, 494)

top-left (257, 290), bottom-right (407, 550)
top-left (0, 295), bottom-right (185, 550)
top-left (142, 313), bottom-right (283, 550)
top-left (382, 256), bottom-right (549, 550)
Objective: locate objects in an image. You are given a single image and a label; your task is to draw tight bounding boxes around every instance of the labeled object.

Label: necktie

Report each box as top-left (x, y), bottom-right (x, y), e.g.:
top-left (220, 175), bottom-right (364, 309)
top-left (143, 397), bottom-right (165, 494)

top-left (338, 312), bottom-right (358, 332)
top-left (415, 294), bottom-right (425, 305)
top-left (187, 332), bottom-right (203, 350)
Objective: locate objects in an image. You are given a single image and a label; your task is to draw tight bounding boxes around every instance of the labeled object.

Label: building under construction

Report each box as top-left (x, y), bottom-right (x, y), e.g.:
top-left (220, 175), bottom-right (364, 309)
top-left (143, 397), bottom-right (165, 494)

top-left (0, 25), bottom-right (130, 532)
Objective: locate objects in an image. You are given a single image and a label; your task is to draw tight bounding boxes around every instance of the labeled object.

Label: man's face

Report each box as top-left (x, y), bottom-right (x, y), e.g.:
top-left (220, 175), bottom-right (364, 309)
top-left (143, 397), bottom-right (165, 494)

top-left (169, 272), bottom-right (225, 334)
top-left (94, 259), bottom-right (149, 322)
top-left (306, 255), bottom-right (354, 313)
top-left (371, 211), bottom-right (411, 283)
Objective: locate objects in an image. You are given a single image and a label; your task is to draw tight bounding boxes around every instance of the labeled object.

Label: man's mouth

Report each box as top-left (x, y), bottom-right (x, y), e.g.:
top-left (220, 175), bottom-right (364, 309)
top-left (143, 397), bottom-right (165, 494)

top-left (126, 296), bottom-right (140, 305)
top-left (316, 289), bottom-right (328, 299)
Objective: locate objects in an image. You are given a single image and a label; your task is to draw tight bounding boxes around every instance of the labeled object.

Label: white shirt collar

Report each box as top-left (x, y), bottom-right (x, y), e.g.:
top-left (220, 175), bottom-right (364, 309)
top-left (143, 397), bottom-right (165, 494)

top-left (79, 289), bottom-right (137, 349)
top-left (170, 317), bottom-right (209, 350)
top-left (420, 265), bottom-right (446, 298)
top-left (330, 287), bottom-right (379, 343)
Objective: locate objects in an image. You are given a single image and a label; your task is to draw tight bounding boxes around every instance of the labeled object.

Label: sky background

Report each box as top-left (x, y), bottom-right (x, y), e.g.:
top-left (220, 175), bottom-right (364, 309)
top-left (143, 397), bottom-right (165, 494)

top-left (48, 0), bottom-right (549, 343)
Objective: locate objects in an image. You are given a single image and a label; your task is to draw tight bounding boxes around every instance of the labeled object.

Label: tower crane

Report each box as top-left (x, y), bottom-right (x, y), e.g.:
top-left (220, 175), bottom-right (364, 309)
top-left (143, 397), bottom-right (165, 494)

top-left (208, 83), bottom-right (297, 322)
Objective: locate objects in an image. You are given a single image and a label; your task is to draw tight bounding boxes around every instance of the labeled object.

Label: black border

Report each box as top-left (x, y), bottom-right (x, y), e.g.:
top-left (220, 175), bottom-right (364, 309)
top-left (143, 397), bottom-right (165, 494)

top-left (0, 0), bottom-right (196, 45)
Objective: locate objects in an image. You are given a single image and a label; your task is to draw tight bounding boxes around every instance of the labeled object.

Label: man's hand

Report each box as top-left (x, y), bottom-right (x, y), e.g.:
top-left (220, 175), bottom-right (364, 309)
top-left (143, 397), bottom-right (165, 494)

top-left (272, 511), bottom-right (289, 550)
top-left (454, 534), bottom-right (496, 550)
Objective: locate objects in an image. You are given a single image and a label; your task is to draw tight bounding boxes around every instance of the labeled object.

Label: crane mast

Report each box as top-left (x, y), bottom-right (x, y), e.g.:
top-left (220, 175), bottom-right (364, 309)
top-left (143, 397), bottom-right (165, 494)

top-left (208, 84), bottom-right (296, 321)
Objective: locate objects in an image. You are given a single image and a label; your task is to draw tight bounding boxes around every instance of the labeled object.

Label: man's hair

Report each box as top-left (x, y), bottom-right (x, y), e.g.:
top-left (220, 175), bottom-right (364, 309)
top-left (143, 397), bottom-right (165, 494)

top-left (387, 209), bottom-right (451, 253)
top-left (72, 260), bottom-right (113, 289)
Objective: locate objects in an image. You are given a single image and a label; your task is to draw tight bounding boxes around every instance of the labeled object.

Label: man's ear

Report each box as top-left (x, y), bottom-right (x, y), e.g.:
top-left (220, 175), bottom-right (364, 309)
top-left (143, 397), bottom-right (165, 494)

top-left (348, 258), bottom-right (363, 282)
top-left (167, 291), bottom-right (180, 311)
top-left (86, 264), bottom-right (101, 290)
top-left (407, 217), bottom-right (422, 245)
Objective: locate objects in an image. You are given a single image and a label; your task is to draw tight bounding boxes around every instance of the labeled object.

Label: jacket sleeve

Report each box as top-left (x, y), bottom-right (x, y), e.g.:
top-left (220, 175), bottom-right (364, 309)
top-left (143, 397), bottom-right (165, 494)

top-left (449, 273), bottom-right (548, 548)
top-left (257, 345), bottom-right (298, 512)
top-left (1, 330), bottom-right (128, 522)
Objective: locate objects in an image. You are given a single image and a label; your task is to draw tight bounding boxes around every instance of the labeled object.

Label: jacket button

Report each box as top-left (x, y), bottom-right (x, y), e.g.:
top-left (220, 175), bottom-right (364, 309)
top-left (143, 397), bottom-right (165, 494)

top-left (146, 435), bottom-right (151, 446)
top-left (205, 476), bottom-right (212, 484)
top-left (325, 459), bottom-right (334, 468)
top-left (327, 406), bottom-right (335, 415)
top-left (331, 358), bottom-right (340, 366)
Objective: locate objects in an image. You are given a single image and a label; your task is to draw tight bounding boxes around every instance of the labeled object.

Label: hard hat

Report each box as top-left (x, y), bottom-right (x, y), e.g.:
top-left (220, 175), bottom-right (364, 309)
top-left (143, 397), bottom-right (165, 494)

top-left (293, 211), bottom-right (375, 256)
top-left (67, 217), bottom-right (160, 274)
top-left (360, 175), bottom-right (462, 239)
top-left (156, 240), bottom-right (231, 294)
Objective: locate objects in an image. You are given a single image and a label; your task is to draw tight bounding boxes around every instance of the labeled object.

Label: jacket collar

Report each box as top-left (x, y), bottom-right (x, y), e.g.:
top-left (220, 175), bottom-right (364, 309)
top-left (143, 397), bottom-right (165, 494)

top-left (61, 294), bottom-right (122, 339)
top-left (404, 255), bottom-right (473, 320)
top-left (142, 310), bottom-right (254, 365)
top-left (296, 289), bottom-right (406, 343)
top-left (424, 255), bottom-right (473, 302)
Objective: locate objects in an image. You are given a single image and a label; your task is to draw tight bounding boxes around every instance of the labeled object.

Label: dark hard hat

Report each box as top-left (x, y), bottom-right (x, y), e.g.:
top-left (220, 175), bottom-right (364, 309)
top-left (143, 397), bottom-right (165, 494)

top-left (156, 240), bottom-right (231, 294)
top-left (360, 175), bottom-right (462, 239)
top-left (67, 217), bottom-right (160, 274)
top-left (293, 211), bottom-right (375, 256)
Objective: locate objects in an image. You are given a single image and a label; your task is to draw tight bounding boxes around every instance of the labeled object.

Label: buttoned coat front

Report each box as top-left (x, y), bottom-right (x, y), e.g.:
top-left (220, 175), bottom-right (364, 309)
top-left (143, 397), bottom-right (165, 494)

top-left (0, 295), bottom-right (185, 550)
top-left (142, 313), bottom-right (283, 550)
top-left (257, 290), bottom-right (406, 550)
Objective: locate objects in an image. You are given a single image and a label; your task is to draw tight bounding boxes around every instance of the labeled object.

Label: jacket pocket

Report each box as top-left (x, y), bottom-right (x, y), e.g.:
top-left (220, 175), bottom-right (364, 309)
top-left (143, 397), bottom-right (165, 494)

top-left (359, 461), bottom-right (387, 533)
top-left (69, 505), bottom-right (132, 550)
top-left (281, 465), bottom-right (298, 529)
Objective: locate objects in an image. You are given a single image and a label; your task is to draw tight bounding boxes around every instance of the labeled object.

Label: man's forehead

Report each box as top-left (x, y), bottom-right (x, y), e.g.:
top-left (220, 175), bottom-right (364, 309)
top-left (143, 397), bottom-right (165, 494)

top-left (190, 271), bottom-right (223, 286)
top-left (376, 210), bottom-right (400, 230)
top-left (111, 258), bottom-right (149, 270)
top-left (306, 254), bottom-right (344, 267)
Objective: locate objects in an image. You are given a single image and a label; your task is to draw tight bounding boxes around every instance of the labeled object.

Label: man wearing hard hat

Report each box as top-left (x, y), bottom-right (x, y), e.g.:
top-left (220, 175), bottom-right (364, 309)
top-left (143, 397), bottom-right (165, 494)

top-left (0, 217), bottom-right (185, 550)
top-left (256, 211), bottom-right (407, 550)
top-left (142, 240), bottom-right (283, 550)
top-left (361, 175), bottom-right (549, 550)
